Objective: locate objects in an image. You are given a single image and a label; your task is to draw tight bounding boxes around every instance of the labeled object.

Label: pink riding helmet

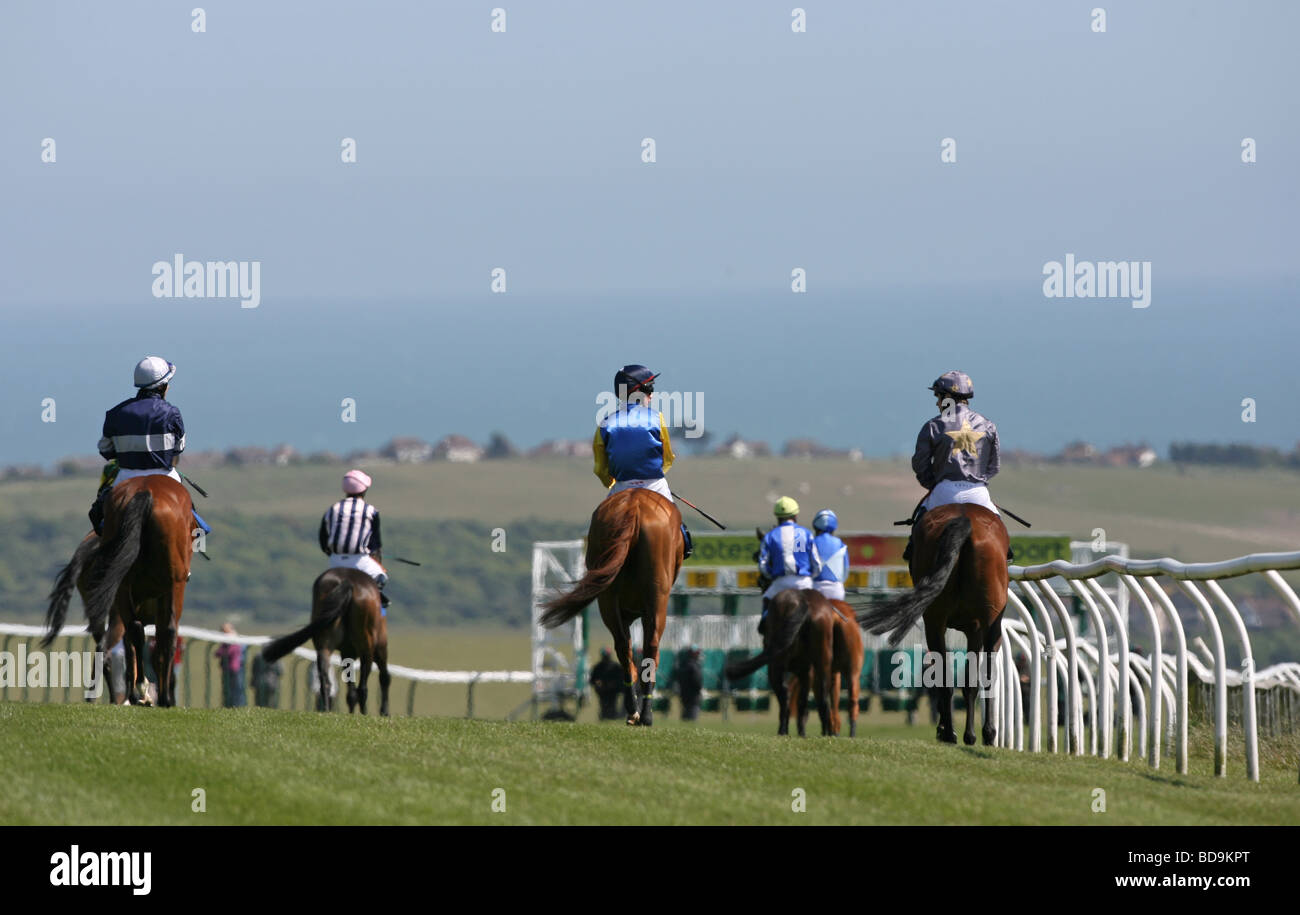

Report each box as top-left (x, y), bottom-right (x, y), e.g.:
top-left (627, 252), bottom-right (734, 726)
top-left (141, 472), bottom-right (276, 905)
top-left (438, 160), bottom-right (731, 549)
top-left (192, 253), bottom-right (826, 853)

top-left (342, 469), bottom-right (372, 495)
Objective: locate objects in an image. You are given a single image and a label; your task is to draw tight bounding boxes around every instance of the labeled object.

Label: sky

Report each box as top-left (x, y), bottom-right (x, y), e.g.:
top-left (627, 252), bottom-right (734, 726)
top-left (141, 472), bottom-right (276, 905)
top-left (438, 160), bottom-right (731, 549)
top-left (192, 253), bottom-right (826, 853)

top-left (1, 1), bottom-right (1297, 466)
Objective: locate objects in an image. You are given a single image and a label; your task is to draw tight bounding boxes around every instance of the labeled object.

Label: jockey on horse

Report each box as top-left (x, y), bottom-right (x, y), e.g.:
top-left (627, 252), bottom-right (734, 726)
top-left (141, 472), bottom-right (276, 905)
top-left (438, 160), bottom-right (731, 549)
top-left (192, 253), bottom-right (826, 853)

top-left (539, 364), bottom-right (691, 725)
top-left (320, 469), bottom-right (390, 608)
top-left (593, 364), bottom-right (692, 559)
top-left (903, 370), bottom-right (1009, 563)
top-left (756, 497), bottom-right (821, 634)
top-left (811, 508), bottom-right (849, 601)
top-left (89, 356), bottom-right (210, 537)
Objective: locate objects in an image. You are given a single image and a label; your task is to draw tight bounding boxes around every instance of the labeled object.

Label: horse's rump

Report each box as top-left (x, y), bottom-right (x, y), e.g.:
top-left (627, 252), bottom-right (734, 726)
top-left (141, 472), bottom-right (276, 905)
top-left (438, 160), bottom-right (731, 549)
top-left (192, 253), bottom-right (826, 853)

top-left (540, 488), bottom-right (681, 628)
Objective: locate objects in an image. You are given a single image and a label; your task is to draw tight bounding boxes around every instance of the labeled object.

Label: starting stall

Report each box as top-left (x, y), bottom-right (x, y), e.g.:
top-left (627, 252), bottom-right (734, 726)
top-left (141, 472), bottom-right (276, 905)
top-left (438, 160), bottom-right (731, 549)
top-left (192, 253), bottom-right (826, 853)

top-left (529, 532), bottom-right (1127, 719)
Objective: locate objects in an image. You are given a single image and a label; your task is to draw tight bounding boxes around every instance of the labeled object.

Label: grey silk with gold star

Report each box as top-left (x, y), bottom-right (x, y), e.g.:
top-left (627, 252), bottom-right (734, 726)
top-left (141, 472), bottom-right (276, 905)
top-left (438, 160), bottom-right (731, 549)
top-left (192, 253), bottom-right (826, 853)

top-left (911, 404), bottom-right (1001, 489)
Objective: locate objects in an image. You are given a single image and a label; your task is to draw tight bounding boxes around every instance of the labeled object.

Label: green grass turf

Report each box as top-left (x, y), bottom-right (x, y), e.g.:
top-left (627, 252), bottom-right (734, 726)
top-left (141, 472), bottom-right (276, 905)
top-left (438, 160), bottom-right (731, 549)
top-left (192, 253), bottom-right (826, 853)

top-left (1, 703), bottom-right (1295, 825)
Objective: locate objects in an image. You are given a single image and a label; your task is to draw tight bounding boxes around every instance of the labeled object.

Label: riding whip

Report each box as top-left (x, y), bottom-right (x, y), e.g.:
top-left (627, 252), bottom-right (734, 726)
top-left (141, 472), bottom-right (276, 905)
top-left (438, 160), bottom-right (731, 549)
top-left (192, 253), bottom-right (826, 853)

top-left (995, 504), bottom-right (1032, 528)
top-left (671, 492), bottom-right (726, 530)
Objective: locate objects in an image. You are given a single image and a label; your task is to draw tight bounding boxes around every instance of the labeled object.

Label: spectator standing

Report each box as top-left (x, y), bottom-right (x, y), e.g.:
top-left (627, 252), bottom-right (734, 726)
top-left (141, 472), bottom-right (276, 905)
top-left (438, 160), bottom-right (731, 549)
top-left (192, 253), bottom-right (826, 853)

top-left (213, 623), bottom-right (246, 708)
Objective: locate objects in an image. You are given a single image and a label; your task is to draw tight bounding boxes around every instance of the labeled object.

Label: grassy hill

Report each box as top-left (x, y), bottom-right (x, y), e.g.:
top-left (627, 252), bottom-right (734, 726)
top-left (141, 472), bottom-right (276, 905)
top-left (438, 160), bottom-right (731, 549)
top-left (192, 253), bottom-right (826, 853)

top-left (2, 703), bottom-right (1295, 825)
top-left (1, 458), bottom-right (1297, 630)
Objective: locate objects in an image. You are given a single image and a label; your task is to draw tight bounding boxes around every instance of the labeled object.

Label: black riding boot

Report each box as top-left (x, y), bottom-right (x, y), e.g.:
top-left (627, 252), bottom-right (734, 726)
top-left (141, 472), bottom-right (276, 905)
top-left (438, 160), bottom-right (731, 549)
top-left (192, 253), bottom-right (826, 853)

top-left (88, 486), bottom-right (111, 535)
top-left (902, 508), bottom-right (926, 564)
top-left (757, 597), bottom-right (771, 636)
top-left (681, 524), bottom-right (693, 560)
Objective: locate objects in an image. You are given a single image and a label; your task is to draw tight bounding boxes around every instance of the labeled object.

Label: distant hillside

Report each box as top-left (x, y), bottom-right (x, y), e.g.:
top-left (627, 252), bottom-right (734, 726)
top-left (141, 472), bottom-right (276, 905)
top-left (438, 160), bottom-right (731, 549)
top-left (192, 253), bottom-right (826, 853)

top-left (1, 459), bottom-right (1296, 634)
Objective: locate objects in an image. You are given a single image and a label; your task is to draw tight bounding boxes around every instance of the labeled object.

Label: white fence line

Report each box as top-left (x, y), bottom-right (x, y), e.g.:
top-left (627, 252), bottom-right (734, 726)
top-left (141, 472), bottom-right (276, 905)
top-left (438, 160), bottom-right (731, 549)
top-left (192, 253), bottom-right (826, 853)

top-left (0, 622), bottom-right (533, 715)
top-left (1004, 550), bottom-right (1300, 782)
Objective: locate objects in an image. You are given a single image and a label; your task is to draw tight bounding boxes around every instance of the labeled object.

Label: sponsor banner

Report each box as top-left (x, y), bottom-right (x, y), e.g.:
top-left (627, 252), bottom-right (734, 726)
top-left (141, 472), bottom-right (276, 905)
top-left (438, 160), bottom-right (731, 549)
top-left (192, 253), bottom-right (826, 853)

top-left (684, 532), bottom-right (1072, 569)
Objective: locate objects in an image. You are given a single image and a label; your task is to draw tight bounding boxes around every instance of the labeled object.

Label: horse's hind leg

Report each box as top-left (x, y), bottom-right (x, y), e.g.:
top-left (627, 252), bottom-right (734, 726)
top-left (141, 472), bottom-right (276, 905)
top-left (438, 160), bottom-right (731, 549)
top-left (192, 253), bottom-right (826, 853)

top-left (638, 610), bottom-right (663, 728)
top-left (926, 619), bottom-right (956, 743)
top-left (794, 668), bottom-right (810, 738)
top-left (981, 613), bottom-right (1004, 747)
top-left (602, 597), bottom-right (639, 725)
top-left (153, 582), bottom-right (183, 708)
top-left (848, 661), bottom-right (860, 738)
top-left (315, 649), bottom-right (333, 712)
top-left (771, 660), bottom-right (790, 736)
top-left (814, 665), bottom-right (834, 737)
top-left (375, 642), bottom-right (391, 717)
top-left (124, 614), bottom-right (148, 705)
top-left (356, 650), bottom-right (372, 715)
top-left (815, 626), bottom-right (835, 737)
top-left (829, 671), bottom-right (842, 736)
top-left (962, 623), bottom-right (984, 746)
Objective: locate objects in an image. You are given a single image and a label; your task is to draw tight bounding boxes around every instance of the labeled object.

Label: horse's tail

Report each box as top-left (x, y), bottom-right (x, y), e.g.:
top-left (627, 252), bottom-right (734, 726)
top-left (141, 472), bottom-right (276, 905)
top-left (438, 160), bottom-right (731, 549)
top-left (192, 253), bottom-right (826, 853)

top-left (261, 578), bottom-right (353, 664)
top-left (42, 535), bottom-right (102, 647)
top-left (724, 591), bottom-right (812, 679)
top-left (857, 514), bottom-right (971, 648)
top-left (539, 507), bottom-right (640, 629)
top-left (81, 490), bottom-right (153, 640)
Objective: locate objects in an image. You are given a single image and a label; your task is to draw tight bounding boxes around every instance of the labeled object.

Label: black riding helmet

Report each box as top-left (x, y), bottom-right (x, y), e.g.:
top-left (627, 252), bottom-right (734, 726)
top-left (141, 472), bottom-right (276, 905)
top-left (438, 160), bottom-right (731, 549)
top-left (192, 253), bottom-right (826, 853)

top-left (615, 364), bottom-right (657, 398)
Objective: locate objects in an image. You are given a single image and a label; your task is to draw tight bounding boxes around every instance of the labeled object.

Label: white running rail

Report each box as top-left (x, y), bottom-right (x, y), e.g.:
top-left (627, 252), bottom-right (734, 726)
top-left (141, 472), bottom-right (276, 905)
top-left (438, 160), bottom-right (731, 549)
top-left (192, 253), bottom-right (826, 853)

top-left (1004, 550), bottom-right (1300, 782)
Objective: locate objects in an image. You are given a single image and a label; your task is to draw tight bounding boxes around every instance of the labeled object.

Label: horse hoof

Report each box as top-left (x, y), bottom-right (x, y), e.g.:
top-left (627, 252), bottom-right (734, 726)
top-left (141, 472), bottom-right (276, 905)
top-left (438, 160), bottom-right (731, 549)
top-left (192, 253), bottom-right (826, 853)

top-left (964, 733), bottom-right (977, 746)
top-left (936, 727), bottom-right (957, 744)
top-left (983, 732), bottom-right (996, 747)
top-left (626, 713), bottom-right (640, 726)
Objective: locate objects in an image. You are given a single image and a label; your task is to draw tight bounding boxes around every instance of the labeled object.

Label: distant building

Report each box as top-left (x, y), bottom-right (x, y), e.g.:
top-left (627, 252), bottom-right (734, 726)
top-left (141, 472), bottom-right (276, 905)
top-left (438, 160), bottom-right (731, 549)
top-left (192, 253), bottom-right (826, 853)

top-left (527, 439), bottom-right (590, 458)
top-left (382, 437), bottom-right (434, 463)
top-left (1057, 441), bottom-right (1098, 463)
top-left (178, 450), bottom-right (225, 470)
top-left (1002, 449), bottom-right (1048, 465)
top-left (433, 435), bottom-right (484, 463)
top-left (343, 449), bottom-right (384, 463)
top-left (226, 446), bottom-right (273, 466)
top-left (271, 444), bottom-right (299, 466)
top-left (56, 456), bottom-right (104, 476)
top-left (715, 435), bottom-right (771, 459)
top-left (782, 438), bottom-right (860, 460)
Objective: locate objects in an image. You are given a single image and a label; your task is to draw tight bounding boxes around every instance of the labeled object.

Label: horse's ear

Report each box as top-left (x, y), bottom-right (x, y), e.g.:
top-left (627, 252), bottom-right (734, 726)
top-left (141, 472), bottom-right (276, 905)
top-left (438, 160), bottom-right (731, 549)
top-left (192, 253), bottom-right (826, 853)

top-left (755, 527), bottom-right (763, 541)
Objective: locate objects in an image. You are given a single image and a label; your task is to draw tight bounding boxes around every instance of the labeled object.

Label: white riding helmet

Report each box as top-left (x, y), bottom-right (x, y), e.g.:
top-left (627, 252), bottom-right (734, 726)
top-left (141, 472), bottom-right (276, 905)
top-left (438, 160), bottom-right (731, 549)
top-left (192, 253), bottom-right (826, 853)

top-left (134, 356), bottom-right (176, 390)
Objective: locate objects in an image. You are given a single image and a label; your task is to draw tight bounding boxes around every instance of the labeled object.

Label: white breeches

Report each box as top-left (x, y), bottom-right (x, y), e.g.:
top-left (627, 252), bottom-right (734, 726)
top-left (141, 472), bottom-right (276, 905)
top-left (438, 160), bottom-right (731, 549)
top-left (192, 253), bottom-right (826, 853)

top-left (329, 553), bottom-right (389, 586)
top-left (607, 478), bottom-right (673, 502)
top-left (923, 480), bottom-right (999, 514)
top-left (814, 581), bottom-right (846, 601)
top-left (763, 575), bottom-right (813, 600)
top-left (113, 467), bottom-right (182, 487)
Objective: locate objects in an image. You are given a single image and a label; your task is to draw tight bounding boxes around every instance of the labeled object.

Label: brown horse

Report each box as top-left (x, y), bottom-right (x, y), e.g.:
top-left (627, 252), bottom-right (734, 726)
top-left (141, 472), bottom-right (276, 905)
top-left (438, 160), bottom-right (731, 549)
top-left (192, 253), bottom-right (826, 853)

top-left (856, 503), bottom-right (1009, 746)
top-left (540, 488), bottom-right (684, 726)
top-left (44, 475), bottom-right (195, 707)
top-left (261, 568), bottom-right (391, 715)
top-left (826, 598), bottom-right (864, 737)
top-left (726, 588), bottom-right (839, 736)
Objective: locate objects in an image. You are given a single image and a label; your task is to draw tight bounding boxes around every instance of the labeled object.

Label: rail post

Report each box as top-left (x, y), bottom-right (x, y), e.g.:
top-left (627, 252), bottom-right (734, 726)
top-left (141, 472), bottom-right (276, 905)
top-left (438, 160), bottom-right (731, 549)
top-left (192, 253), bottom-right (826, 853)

top-left (1176, 581), bottom-right (1228, 777)
top-left (1137, 579), bottom-right (1188, 775)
